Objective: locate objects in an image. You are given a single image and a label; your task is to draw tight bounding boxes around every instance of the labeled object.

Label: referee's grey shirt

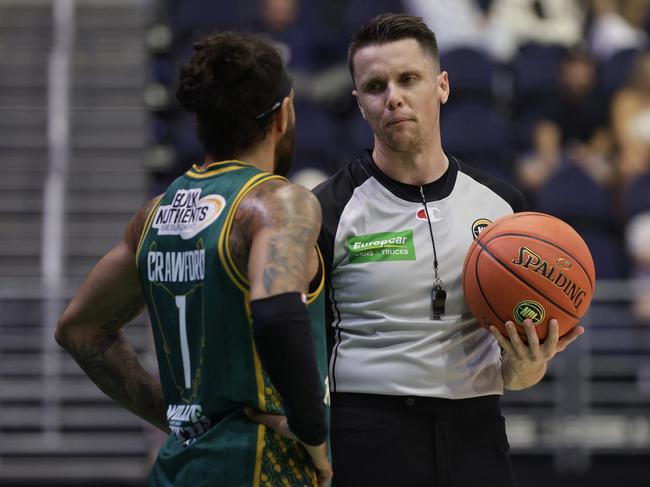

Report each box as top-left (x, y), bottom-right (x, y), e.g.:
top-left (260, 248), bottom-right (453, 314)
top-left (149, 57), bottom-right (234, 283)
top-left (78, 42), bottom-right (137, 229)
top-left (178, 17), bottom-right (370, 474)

top-left (314, 151), bottom-right (528, 399)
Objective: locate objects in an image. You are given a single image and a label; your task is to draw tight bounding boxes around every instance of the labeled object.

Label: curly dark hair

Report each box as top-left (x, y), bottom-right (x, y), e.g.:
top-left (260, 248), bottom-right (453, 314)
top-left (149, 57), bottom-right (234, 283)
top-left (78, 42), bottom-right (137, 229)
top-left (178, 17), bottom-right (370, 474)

top-left (176, 31), bottom-right (287, 160)
top-left (348, 13), bottom-right (439, 82)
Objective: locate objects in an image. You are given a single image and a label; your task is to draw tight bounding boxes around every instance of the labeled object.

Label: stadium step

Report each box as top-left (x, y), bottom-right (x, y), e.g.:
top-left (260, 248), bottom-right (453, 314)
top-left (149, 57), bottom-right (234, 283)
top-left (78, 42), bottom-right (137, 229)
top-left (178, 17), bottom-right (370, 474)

top-left (0, 2), bottom-right (152, 483)
top-left (0, 457), bottom-right (149, 482)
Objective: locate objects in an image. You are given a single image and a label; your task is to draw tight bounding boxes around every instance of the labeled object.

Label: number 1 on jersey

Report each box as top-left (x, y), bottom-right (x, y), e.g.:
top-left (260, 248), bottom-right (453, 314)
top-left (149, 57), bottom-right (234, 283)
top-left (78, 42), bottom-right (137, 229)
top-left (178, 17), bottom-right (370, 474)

top-left (175, 295), bottom-right (192, 389)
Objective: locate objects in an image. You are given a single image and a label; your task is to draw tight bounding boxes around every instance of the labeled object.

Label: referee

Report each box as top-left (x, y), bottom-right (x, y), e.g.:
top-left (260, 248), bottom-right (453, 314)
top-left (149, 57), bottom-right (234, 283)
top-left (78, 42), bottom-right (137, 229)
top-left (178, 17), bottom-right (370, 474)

top-left (314, 13), bottom-right (584, 487)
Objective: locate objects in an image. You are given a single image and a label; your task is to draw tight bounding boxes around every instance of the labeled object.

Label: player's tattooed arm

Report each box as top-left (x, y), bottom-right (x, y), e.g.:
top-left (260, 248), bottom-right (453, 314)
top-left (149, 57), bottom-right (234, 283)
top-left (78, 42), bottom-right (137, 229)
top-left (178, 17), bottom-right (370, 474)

top-left (56, 197), bottom-right (169, 432)
top-left (237, 181), bottom-right (332, 484)
top-left (232, 179), bottom-right (322, 298)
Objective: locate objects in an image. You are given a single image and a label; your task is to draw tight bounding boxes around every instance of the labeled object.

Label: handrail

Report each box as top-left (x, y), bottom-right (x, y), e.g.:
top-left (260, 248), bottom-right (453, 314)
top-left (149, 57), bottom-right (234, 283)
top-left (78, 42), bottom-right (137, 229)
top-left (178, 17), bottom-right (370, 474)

top-left (40, 0), bottom-right (74, 441)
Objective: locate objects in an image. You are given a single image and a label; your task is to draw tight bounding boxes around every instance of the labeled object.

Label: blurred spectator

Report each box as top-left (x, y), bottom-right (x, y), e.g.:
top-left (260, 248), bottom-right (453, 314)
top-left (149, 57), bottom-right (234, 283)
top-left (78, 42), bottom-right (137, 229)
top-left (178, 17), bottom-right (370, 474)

top-left (403, 0), bottom-right (496, 55)
top-left (611, 51), bottom-right (650, 183)
top-left (626, 210), bottom-right (650, 321)
top-left (291, 167), bottom-right (329, 190)
top-left (253, 0), bottom-right (351, 108)
top-left (588, 0), bottom-right (648, 61)
top-left (255, 0), bottom-right (317, 69)
top-left (517, 50), bottom-right (613, 194)
top-left (259, 0), bottom-right (302, 56)
top-left (406, 0), bottom-right (583, 62)
top-left (253, 0), bottom-right (352, 174)
top-left (624, 169), bottom-right (650, 218)
top-left (489, 0), bottom-right (584, 62)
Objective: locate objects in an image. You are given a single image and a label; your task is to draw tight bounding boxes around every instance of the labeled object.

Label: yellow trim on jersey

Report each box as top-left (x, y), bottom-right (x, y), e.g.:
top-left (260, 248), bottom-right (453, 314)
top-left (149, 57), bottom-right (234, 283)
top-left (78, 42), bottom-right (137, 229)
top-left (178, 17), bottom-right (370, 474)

top-left (185, 160), bottom-right (255, 179)
top-left (191, 159), bottom-right (253, 172)
top-left (248, 290), bottom-right (266, 487)
top-left (244, 297), bottom-right (267, 410)
top-left (217, 173), bottom-right (287, 293)
top-left (135, 196), bottom-right (163, 267)
top-left (253, 424), bottom-right (265, 487)
top-left (185, 165), bottom-right (245, 179)
top-left (306, 245), bottom-right (325, 305)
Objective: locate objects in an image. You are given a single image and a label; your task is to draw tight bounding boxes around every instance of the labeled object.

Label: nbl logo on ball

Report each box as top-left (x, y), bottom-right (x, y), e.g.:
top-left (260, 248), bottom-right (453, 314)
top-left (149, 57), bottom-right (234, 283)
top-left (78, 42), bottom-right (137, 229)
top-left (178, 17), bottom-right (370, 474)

top-left (513, 300), bottom-right (545, 326)
top-left (471, 218), bottom-right (492, 239)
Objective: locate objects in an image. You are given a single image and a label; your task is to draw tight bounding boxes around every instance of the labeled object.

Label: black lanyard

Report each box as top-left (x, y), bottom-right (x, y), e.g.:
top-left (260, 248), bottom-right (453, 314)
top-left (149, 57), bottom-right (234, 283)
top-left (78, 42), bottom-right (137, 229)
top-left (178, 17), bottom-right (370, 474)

top-left (419, 186), bottom-right (446, 319)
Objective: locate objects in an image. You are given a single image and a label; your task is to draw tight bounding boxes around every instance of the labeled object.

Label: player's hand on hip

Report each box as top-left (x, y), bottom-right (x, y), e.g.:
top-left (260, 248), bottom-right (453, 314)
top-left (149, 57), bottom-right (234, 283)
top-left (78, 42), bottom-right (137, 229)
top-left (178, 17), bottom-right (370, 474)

top-left (491, 318), bottom-right (585, 374)
top-left (303, 442), bottom-right (333, 487)
top-left (244, 406), bottom-right (333, 487)
top-left (244, 406), bottom-right (297, 439)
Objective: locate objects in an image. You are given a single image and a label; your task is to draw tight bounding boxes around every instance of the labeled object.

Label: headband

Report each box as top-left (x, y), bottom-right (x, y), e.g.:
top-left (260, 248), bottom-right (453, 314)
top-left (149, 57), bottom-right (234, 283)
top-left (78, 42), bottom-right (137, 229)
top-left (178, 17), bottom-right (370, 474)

top-left (255, 69), bottom-right (293, 120)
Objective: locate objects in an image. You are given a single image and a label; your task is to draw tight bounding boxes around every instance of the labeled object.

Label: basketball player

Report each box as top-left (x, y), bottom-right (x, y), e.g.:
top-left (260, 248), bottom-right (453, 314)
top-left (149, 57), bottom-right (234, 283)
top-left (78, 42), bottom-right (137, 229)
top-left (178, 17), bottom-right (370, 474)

top-left (313, 13), bottom-right (585, 486)
top-left (55, 32), bottom-right (332, 486)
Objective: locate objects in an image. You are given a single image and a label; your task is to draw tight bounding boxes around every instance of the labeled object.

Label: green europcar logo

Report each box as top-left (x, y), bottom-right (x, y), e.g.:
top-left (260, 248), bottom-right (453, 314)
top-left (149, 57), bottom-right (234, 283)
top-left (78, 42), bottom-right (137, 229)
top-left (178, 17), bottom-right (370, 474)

top-left (347, 230), bottom-right (416, 263)
top-left (513, 300), bottom-right (545, 325)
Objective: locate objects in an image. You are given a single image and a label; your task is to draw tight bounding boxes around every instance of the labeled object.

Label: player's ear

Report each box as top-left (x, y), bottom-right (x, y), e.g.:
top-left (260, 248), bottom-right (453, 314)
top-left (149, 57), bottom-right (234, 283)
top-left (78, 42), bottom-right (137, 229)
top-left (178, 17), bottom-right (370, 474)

top-left (276, 95), bottom-right (292, 135)
top-left (352, 89), bottom-right (367, 120)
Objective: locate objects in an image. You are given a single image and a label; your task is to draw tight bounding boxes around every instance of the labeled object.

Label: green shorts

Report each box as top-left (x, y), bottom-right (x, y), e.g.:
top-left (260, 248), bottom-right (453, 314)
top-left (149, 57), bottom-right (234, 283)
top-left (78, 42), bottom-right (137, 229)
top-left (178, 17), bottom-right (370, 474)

top-left (148, 409), bottom-right (318, 487)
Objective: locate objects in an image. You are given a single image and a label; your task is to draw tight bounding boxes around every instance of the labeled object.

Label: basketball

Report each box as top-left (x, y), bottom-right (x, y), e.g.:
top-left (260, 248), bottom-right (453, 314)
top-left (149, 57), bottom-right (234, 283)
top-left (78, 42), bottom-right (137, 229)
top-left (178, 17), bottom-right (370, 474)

top-left (463, 212), bottom-right (596, 339)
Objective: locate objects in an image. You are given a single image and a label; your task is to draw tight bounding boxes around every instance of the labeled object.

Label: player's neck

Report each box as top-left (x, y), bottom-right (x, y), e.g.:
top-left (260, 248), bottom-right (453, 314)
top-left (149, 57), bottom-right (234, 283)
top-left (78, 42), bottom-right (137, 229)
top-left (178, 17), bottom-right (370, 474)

top-left (372, 139), bottom-right (448, 186)
top-left (203, 138), bottom-right (275, 173)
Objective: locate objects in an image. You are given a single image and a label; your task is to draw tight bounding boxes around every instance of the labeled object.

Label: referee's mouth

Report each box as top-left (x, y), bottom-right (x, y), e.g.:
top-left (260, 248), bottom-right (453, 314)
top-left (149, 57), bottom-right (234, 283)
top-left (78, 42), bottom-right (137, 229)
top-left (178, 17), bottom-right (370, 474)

top-left (385, 117), bottom-right (415, 127)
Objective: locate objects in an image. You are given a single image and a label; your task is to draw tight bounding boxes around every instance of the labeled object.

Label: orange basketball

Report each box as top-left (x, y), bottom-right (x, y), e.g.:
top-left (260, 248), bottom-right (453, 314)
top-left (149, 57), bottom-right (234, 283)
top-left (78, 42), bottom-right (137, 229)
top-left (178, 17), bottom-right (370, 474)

top-left (462, 212), bottom-right (596, 339)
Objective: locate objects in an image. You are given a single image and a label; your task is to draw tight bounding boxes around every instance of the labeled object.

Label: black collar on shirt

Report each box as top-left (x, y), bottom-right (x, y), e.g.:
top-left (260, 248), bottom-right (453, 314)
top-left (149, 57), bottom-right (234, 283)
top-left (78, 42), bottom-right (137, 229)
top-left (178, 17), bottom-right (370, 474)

top-left (356, 150), bottom-right (460, 203)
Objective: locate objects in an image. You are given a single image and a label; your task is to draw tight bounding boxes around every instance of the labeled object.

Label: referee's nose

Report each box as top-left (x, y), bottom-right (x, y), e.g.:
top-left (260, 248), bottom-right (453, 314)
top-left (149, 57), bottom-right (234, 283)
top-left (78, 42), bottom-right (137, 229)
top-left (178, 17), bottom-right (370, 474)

top-left (385, 82), bottom-right (405, 111)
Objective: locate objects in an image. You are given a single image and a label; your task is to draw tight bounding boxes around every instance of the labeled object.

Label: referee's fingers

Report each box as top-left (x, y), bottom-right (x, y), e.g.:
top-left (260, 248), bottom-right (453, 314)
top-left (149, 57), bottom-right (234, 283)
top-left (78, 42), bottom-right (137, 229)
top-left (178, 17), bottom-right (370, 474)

top-left (505, 321), bottom-right (528, 359)
top-left (490, 325), bottom-right (515, 357)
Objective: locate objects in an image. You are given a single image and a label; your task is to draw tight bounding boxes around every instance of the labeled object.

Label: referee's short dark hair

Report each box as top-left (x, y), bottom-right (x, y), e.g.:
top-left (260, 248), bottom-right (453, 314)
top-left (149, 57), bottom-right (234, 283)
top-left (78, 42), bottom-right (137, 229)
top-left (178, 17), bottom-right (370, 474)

top-left (348, 13), bottom-right (440, 81)
top-left (176, 31), bottom-right (285, 160)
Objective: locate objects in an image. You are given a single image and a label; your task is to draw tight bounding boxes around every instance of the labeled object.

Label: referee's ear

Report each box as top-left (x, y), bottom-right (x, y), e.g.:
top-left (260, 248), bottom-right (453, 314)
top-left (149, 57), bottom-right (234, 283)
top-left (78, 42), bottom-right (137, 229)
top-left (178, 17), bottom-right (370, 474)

top-left (352, 89), bottom-right (367, 120)
top-left (437, 70), bottom-right (450, 105)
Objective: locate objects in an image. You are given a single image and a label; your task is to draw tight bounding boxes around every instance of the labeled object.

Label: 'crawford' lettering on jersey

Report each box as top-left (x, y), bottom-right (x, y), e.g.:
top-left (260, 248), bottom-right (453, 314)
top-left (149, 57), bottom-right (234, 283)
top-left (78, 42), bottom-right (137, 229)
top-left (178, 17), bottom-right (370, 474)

top-left (153, 188), bottom-right (226, 239)
top-left (147, 250), bottom-right (205, 282)
top-left (512, 246), bottom-right (586, 309)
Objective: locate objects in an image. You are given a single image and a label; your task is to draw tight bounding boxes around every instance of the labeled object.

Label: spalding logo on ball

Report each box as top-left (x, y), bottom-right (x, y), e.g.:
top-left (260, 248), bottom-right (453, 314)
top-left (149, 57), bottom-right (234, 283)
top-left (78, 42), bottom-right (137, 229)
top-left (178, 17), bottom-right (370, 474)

top-left (462, 212), bottom-right (596, 339)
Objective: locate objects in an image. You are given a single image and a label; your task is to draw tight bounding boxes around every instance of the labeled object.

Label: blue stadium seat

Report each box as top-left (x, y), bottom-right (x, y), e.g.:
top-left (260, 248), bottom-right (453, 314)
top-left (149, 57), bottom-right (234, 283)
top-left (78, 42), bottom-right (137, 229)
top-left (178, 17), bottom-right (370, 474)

top-left (441, 47), bottom-right (493, 100)
top-left (513, 43), bottom-right (565, 101)
top-left (511, 43), bottom-right (566, 152)
top-left (343, 113), bottom-right (374, 160)
top-left (171, 111), bottom-right (202, 164)
top-left (441, 100), bottom-right (512, 180)
top-left (598, 48), bottom-right (640, 99)
top-left (442, 101), bottom-right (507, 157)
top-left (536, 165), bottom-right (627, 279)
top-left (168, 0), bottom-right (257, 38)
top-left (293, 101), bottom-right (341, 174)
top-left (341, 0), bottom-right (406, 37)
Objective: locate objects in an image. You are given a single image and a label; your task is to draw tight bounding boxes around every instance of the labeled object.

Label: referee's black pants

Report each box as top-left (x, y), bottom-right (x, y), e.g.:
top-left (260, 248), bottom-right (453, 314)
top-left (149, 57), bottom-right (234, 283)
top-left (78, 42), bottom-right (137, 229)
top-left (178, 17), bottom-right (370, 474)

top-left (330, 393), bottom-right (516, 487)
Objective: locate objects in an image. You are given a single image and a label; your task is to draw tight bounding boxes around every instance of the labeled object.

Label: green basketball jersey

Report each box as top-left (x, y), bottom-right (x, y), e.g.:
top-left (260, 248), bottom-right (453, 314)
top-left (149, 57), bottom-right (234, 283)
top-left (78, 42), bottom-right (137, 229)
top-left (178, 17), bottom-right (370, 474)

top-left (136, 160), bottom-right (329, 487)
